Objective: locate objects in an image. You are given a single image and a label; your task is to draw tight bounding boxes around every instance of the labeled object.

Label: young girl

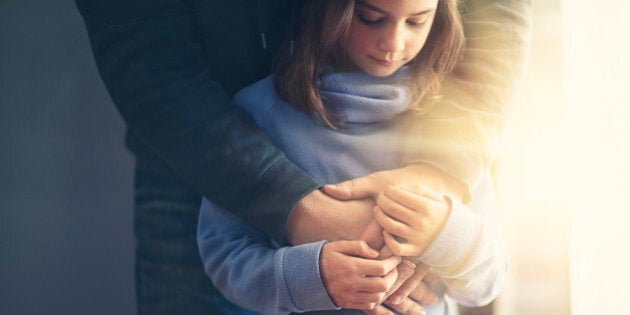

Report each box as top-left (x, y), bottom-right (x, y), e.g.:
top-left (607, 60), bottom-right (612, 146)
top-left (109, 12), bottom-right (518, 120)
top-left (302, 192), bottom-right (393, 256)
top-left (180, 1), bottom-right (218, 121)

top-left (198, 0), bottom-right (506, 314)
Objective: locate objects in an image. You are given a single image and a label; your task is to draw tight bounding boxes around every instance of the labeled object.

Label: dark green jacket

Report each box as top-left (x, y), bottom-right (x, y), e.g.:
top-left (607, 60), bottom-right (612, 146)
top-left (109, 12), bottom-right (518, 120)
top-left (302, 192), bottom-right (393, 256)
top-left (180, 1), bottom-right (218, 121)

top-left (75, 0), bottom-right (314, 242)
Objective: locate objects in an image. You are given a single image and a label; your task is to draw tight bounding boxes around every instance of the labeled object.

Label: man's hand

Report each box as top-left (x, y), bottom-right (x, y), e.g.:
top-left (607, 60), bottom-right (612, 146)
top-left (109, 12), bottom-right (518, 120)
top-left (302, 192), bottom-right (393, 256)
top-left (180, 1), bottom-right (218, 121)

top-left (323, 163), bottom-right (466, 203)
top-left (320, 241), bottom-right (401, 310)
top-left (385, 263), bottom-right (439, 307)
top-left (363, 297), bottom-right (426, 315)
top-left (288, 189), bottom-right (374, 245)
top-left (361, 261), bottom-right (439, 315)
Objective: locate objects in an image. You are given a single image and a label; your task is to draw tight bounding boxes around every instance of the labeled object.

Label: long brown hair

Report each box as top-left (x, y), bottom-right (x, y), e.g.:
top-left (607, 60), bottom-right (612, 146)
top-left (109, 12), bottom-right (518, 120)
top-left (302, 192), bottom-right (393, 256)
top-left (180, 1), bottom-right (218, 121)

top-left (273, 0), bottom-right (464, 129)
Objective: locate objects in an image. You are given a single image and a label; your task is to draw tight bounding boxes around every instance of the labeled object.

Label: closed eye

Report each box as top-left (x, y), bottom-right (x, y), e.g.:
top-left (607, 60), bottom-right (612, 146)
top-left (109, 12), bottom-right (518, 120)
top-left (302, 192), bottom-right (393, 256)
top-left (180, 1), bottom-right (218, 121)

top-left (357, 13), bottom-right (384, 26)
top-left (407, 19), bottom-right (428, 28)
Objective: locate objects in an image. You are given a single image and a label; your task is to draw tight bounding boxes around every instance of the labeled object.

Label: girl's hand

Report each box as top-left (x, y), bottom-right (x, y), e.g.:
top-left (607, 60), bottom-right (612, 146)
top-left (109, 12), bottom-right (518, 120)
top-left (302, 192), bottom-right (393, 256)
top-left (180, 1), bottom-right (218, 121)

top-left (373, 185), bottom-right (450, 257)
top-left (320, 240), bottom-right (401, 310)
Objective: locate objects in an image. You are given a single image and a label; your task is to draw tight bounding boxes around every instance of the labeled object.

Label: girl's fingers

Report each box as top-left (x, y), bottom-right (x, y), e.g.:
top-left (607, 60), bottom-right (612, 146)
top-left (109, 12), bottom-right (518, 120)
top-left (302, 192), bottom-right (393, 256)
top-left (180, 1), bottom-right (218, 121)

top-left (391, 184), bottom-right (443, 203)
top-left (373, 205), bottom-right (415, 241)
top-left (360, 219), bottom-right (385, 250)
top-left (383, 185), bottom-right (439, 218)
top-left (382, 230), bottom-right (421, 257)
top-left (376, 193), bottom-right (417, 227)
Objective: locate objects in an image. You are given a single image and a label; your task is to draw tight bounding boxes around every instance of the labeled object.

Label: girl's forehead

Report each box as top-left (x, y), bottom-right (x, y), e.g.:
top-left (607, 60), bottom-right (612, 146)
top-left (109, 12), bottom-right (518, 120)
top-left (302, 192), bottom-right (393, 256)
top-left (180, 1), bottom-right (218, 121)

top-left (355, 0), bottom-right (439, 16)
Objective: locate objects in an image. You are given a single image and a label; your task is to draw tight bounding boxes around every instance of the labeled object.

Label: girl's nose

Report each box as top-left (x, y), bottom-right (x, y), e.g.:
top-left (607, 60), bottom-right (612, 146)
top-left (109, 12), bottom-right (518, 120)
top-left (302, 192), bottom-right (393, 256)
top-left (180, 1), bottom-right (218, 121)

top-left (378, 25), bottom-right (406, 54)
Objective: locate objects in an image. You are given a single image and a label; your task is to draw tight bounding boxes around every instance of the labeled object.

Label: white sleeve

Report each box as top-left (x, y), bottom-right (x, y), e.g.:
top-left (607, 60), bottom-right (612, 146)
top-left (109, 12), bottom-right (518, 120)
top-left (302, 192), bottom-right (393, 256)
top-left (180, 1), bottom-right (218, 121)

top-left (418, 174), bottom-right (507, 307)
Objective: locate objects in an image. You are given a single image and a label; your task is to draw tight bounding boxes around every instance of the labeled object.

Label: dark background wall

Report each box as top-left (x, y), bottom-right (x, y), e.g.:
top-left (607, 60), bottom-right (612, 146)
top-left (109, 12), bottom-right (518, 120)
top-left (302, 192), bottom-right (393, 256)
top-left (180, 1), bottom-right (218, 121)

top-left (1, 1), bottom-right (136, 314)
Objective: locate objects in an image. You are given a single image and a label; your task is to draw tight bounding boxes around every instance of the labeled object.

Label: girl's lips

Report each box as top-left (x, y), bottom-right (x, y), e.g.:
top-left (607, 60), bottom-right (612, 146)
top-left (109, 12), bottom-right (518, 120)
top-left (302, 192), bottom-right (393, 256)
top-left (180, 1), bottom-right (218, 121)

top-left (370, 56), bottom-right (396, 66)
top-left (370, 55), bottom-right (404, 66)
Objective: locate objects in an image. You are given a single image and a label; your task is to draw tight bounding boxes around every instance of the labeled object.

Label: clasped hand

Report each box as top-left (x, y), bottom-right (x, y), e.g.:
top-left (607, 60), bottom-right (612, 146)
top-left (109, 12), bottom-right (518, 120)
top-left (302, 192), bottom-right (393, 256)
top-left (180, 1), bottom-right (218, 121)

top-left (319, 164), bottom-right (456, 314)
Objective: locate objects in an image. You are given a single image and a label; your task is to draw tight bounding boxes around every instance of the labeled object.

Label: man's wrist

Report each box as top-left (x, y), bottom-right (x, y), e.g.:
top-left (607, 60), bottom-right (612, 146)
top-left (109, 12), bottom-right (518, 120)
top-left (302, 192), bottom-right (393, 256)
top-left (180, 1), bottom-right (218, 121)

top-left (247, 159), bottom-right (320, 244)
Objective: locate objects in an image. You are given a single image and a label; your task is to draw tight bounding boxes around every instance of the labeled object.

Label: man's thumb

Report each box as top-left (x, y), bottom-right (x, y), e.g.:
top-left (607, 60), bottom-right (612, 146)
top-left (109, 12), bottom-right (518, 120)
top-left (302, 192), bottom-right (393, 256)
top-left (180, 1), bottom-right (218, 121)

top-left (323, 177), bottom-right (377, 200)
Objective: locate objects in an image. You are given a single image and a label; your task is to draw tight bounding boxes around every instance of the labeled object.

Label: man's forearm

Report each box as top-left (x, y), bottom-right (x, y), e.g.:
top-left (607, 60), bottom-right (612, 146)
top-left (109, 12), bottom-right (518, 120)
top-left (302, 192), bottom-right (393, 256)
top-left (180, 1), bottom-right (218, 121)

top-left (75, 0), bottom-right (318, 242)
top-left (287, 189), bottom-right (375, 245)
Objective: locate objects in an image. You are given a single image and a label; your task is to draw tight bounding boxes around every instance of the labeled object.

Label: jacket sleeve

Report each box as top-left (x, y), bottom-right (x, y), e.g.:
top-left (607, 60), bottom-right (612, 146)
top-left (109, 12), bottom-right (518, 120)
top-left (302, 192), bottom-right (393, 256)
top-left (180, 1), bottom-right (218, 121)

top-left (403, 0), bottom-right (533, 199)
top-left (197, 198), bottom-right (340, 315)
top-left (74, 0), bottom-right (319, 242)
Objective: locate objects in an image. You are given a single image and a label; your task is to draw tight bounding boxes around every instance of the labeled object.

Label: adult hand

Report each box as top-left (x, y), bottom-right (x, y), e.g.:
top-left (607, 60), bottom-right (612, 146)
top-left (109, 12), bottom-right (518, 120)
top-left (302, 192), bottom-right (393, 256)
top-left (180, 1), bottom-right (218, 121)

top-left (363, 296), bottom-right (426, 315)
top-left (320, 241), bottom-right (401, 310)
top-left (385, 263), bottom-right (439, 307)
top-left (362, 263), bottom-right (438, 315)
top-left (322, 163), bottom-right (466, 203)
top-left (288, 189), bottom-right (374, 245)
top-left (374, 185), bottom-right (450, 257)
top-left (364, 245), bottom-right (438, 314)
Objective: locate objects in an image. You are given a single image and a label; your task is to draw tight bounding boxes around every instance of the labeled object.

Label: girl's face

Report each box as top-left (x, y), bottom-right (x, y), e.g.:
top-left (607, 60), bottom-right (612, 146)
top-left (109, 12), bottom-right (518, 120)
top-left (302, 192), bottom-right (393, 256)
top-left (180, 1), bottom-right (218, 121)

top-left (346, 0), bottom-right (438, 77)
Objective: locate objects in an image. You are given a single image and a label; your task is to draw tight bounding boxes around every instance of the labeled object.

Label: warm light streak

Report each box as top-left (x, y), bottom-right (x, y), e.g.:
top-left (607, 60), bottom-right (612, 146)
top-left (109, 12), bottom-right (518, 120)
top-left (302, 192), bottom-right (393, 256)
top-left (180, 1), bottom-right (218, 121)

top-left (564, 1), bottom-right (630, 314)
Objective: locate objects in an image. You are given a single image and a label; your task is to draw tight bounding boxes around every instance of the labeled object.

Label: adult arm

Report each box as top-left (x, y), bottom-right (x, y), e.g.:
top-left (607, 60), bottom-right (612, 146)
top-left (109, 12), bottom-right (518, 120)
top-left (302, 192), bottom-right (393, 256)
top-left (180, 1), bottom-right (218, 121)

top-left (74, 0), bottom-right (319, 242)
top-left (197, 198), bottom-right (336, 314)
top-left (402, 0), bottom-right (533, 199)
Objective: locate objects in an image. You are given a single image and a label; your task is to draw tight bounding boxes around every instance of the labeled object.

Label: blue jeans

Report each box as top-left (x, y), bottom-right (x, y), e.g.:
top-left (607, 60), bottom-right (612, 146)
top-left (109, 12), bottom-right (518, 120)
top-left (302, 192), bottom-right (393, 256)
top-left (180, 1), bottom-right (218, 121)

top-left (134, 159), bottom-right (256, 315)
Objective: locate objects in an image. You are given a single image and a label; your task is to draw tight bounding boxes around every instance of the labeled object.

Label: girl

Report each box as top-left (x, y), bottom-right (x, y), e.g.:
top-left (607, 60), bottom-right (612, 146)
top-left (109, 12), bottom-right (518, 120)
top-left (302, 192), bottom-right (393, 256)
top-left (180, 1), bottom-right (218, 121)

top-left (198, 0), bottom-right (506, 314)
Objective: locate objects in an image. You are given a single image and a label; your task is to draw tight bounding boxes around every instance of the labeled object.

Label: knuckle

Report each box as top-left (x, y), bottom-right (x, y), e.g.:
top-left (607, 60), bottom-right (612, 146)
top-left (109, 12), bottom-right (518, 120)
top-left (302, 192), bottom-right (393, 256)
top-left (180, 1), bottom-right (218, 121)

top-left (366, 293), bottom-right (382, 304)
top-left (373, 279), bottom-right (389, 292)
top-left (374, 264), bottom-right (387, 276)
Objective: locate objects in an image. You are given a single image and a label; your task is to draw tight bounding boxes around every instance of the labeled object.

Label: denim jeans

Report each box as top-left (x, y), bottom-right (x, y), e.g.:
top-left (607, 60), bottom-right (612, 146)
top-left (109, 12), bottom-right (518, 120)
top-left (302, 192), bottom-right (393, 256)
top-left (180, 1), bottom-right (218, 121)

top-left (134, 159), bottom-right (256, 315)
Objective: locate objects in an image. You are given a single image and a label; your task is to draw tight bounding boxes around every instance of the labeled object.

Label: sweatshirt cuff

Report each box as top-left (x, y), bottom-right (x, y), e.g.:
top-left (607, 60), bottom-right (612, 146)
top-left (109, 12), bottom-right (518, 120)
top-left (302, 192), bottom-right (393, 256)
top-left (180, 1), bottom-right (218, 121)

top-left (418, 196), bottom-right (483, 275)
top-left (247, 158), bottom-right (321, 244)
top-left (405, 157), bottom-right (476, 204)
top-left (281, 241), bottom-right (340, 312)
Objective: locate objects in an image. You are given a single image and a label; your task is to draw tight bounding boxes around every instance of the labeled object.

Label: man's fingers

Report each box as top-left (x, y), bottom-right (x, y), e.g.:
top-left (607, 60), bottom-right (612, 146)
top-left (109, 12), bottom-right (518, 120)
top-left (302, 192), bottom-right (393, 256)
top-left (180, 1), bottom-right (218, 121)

top-left (361, 255), bottom-right (401, 277)
top-left (323, 175), bottom-right (382, 200)
top-left (386, 262), bottom-right (430, 304)
top-left (363, 304), bottom-right (395, 315)
top-left (409, 281), bottom-right (439, 307)
top-left (332, 240), bottom-right (379, 259)
top-left (382, 258), bottom-right (415, 302)
top-left (384, 297), bottom-right (426, 315)
top-left (344, 301), bottom-right (379, 310)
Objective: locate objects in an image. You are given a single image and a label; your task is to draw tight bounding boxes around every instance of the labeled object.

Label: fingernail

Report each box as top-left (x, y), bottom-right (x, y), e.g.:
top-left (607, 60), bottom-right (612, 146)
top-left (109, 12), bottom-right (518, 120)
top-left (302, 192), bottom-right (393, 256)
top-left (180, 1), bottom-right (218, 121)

top-left (389, 296), bottom-right (401, 304)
